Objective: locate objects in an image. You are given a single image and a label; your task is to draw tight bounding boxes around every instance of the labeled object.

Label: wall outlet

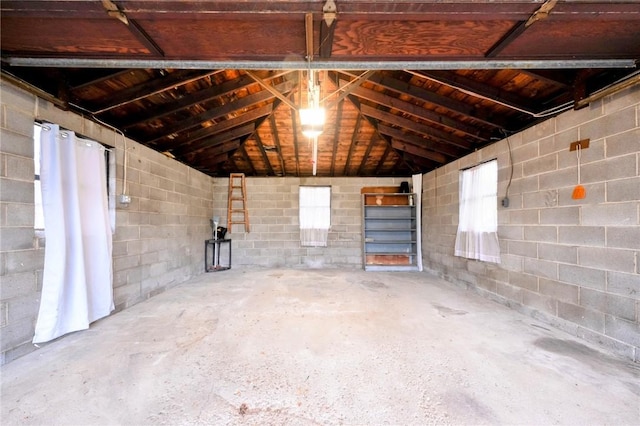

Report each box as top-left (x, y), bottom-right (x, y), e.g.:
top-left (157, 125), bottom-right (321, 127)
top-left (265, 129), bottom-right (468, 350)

top-left (501, 197), bottom-right (509, 208)
top-left (119, 194), bottom-right (131, 204)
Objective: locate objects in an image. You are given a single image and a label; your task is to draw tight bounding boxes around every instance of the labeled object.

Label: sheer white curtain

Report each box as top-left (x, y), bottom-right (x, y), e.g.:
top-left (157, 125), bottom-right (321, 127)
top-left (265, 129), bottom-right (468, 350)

top-left (33, 124), bottom-right (114, 343)
top-left (412, 174), bottom-right (423, 271)
top-left (454, 160), bottom-right (501, 263)
top-left (299, 186), bottom-right (331, 247)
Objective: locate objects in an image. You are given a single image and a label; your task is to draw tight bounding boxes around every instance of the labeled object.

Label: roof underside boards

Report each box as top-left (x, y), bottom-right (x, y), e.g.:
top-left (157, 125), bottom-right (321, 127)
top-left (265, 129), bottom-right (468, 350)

top-left (1, 1), bottom-right (638, 177)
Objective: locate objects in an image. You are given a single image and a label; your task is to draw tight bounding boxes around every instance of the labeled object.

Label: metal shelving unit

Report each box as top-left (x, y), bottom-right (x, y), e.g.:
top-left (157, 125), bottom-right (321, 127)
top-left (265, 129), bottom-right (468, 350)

top-left (362, 193), bottom-right (418, 271)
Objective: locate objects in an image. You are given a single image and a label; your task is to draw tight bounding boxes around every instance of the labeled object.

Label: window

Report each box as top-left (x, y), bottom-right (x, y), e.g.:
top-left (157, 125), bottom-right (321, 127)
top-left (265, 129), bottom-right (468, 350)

top-left (299, 186), bottom-right (331, 247)
top-left (454, 159), bottom-right (500, 263)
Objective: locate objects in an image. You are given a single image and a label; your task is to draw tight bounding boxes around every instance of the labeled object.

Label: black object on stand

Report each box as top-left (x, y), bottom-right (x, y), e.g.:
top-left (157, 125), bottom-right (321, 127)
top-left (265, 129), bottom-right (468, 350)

top-left (205, 238), bottom-right (231, 272)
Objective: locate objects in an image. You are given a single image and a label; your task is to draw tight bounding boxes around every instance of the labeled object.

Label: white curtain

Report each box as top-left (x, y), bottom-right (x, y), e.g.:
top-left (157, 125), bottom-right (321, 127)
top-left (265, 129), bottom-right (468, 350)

top-left (33, 124), bottom-right (114, 343)
top-left (454, 160), bottom-right (501, 263)
top-left (299, 186), bottom-right (331, 247)
top-left (412, 174), bottom-right (423, 271)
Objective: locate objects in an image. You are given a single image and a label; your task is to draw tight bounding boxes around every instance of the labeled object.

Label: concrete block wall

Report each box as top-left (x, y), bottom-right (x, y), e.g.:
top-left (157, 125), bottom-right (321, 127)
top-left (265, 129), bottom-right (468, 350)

top-left (421, 84), bottom-right (640, 361)
top-left (212, 176), bottom-right (408, 268)
top-left (0, 79), bottom-right (214, 364)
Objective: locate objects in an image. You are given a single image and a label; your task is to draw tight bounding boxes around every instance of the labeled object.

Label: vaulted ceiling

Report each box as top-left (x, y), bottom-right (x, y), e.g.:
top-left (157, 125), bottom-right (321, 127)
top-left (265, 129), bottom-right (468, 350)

top-left (2, 1), bottom-right (639, 177)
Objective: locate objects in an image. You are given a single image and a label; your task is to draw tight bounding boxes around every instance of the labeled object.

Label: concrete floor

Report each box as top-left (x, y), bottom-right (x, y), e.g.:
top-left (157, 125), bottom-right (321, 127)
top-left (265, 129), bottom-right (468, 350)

top-left (2, 268), bottom-right (639, 425)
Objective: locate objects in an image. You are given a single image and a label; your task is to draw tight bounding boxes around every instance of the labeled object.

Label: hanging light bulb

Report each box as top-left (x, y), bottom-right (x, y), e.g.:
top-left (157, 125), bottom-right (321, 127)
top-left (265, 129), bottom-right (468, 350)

top-left (300, 70), bottom-right (325, 138)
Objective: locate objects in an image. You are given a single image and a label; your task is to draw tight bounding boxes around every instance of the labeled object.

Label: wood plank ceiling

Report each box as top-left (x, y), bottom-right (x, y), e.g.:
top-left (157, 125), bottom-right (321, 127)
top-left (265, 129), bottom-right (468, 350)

top-left (2, 1), bottom-right (639, 177)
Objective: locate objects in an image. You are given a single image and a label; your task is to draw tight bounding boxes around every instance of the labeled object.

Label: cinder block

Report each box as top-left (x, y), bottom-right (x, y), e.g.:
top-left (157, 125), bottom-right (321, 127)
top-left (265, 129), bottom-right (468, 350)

top-left (0, 317), bottom-right (34, 352)
top-left (0, 271), bottom-right (37, 300)
top-left (607, 271), bottom-right (640, 299)
top-left (540, 129), bottom-right (579, 156)
top-left (512, 142), bottom-right (538, 164)
top-left (524, 258), bottom-right (558, 280)
top-left (582, 154), bottom-right (636, 184)
top-left (580, 107), bottom-right (636, 142)
top-left (605, 315), bottom-right (640, 347)
top-left (496, 282), bottom-right (523, 303)
top-left (558, 139), bottom-right (605, 170)
top-left (0, 227), bottom-right (35, 251)
top-left (558, 226), bottom-right (605, 246)
top-left (4, 203), bottom-right (34, 228)
top-left (539, 278), bottom-right (579, 303)
top-left (523, 153), bottom-right (557, 177)
top-left (606, 128), bottom-right (640, 157)
top-left (113, 254), bottom-right (141, 271)
top-left (580, 288), bottom-right (636, 322)
top-left (582, 203), bottom-right (637, 226)
top-left (540, 206), bottom-right (580, 225)
top-left (508, 240), bottom-right (537, 258)
top-left (0, 178), bottom-right (33, 204)
top-left (1, 83), bottom-right (36, 112)
top-left (579, 246), bottom-right (635, 274)
top-left (558, 301), bottom-right (605, 332)
top-left (0, 301), bottom-right (7, 327)
top-left (6, 293), bottom-right (40, 323)
top-left (523, 226), bottom-right (557, 243)
top-left (4, 108), bottom-right (35, 138)
top-left (509, 209), bottom-right (539, 225)
top-left (558, 264), bottom-right (606, 290)
top-left (607, 227), bottom-right (640, 250)
top-left (607, 177), bottom-right (640, 203)
top-left (508, 271), bottom-right (538, 293)
top-left (522, 289), bottom-right (556, 316)
top-left (538, 243), bottom-right (577, 264)
top-left (508, 175), bottom-right (539, 194)
top-left (498, 225), bottom-right (523, 240)
top-left (558, 182), bottom-right (605, 206)
top-left (539, 167), bottom-right (574, 191)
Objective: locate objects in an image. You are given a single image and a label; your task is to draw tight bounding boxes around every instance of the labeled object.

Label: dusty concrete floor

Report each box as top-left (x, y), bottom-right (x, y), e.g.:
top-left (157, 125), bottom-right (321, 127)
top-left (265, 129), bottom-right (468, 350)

top-left (2, 268), bottom-right (639, 425)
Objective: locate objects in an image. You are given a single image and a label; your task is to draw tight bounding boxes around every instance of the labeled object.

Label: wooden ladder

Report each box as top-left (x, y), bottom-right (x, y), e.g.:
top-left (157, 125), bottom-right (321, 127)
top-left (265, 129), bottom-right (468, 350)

top-left (227, 173), bottom-right (250, 232)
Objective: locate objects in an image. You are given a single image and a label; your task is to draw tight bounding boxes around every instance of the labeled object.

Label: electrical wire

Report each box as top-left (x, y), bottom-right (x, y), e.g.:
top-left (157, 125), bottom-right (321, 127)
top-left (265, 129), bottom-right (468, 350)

top-left (503, 130), bottom-right (514, 199)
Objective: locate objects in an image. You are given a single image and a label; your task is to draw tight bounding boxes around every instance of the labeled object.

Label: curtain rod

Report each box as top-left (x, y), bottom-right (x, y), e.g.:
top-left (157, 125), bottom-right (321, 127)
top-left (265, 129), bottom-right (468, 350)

top-left (35, 121), bottom-right (114, 152)
top-left (459, 157), bottom-right (497, 171)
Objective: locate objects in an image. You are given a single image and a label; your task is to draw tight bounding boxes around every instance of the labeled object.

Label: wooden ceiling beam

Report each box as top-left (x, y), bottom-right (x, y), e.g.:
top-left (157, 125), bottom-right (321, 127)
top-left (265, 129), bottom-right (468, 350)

top-left (374, 143), bottom-right (393, 176)
top-left (519, 70), bottom-right (572, 88)
top-left (237, 144), bottom-right (257, 176)
top-left (121, 73), bottom-right (256, 130)
top-left (357, 133), bottom-right (379, 176)
top-left (290, 106), bottom-right (301, 177)
top-left (412, 70), bottom-right (539, 114)
top-left (269, 115), bottom-right (286, 176)
top-left (356, 71), bottom-right (506, 129)
top-left (341, 79), bottom-right (490, 140)
top-left (70, 69), bottom-right (137, 92)
top-left (343, 114), bottom-right (362, 176)
top-left (400, 152), bottom-right (439, 172)
top-left (330, 99), bottom-right (344, 176)
top-left (186, 141), bottom-right (240, 167)
top-left (156, 104), bottom-right (272, 151)
top-left (121, 72), bottom-right (291, 131)
top-left (377, 124), bottom-right (463, 158)
top-left (360, 104), bottom-right (473, 150)
top-left (390, 140), bottom-right (447, 164)
top-left (144, 80), bottom-right (296, 144)
top-left (175, 123), bottom-right (255, 157)
top-left (253, 131), bottom-right (275, 176)
top-left (89, 70), bottom-right (221, 114)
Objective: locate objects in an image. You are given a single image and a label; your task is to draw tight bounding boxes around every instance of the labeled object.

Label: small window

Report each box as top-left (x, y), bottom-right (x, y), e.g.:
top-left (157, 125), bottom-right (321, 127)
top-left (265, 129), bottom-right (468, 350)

top-left (299, 186), bottom-right (331, 247)
top-left (454, 160), bottom-right (500, 263)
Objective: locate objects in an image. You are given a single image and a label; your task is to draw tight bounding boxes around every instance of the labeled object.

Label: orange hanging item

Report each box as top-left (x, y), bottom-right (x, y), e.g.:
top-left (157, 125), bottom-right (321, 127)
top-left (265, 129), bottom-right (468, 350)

top-left (572, 144), bottom-right (586, 199)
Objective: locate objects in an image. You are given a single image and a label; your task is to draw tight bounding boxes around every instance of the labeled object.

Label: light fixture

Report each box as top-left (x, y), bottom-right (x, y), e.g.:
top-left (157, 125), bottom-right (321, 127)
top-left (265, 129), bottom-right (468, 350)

top-left (299, 69), bottom-right (325, 139)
